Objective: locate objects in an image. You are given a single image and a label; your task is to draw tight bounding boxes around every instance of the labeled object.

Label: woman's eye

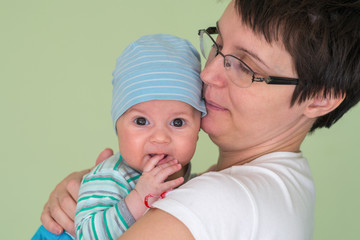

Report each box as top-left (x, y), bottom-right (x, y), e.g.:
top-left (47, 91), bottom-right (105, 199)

top-left (233, 60), bottom-right (253, 76)
top-left (134, 117), bottom-right (149, 126)
top-left (171, 118), bottom-right (185, 127)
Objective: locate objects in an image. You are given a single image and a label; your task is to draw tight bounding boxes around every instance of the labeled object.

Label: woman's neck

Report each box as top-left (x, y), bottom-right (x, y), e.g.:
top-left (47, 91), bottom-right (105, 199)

top-left (214, 122), bottom-right (310, 171)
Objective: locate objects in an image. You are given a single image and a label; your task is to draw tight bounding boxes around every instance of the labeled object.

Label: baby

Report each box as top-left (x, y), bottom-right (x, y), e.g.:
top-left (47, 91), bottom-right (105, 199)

top-left (74, 34), bottom-right (206, 239)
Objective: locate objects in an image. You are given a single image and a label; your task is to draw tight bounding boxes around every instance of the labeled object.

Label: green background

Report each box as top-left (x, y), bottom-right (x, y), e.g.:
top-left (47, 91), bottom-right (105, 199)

top-left (1, 0), bottom-right (359, 239)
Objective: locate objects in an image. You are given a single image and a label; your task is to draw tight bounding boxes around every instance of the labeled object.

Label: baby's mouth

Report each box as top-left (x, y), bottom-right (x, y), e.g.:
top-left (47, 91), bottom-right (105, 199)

top-left (148, 154), bottom-right (173, 166)
top-left (149, 154), bottom-right (168, 158)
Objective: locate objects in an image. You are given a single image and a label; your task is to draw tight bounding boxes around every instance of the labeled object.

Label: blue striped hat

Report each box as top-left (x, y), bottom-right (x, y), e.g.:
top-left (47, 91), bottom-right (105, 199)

top-left (111, 34), bottom-right (206, 132)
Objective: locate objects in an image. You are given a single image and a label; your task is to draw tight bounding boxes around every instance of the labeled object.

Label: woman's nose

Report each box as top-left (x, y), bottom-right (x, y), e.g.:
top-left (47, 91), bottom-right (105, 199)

top-left (200, 56), bottom-right (227, 88)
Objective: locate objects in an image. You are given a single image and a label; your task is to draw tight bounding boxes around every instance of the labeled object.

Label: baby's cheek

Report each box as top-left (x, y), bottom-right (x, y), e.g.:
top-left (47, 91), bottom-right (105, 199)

top-left (177, 136), bottom-right (198, 166)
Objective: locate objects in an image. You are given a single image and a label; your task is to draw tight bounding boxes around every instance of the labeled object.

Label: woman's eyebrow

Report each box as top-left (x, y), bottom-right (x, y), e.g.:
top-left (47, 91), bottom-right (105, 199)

top-left (216, 20), bottom-right (269, 69)
top-left (235, 47), bottom-right (269, 69)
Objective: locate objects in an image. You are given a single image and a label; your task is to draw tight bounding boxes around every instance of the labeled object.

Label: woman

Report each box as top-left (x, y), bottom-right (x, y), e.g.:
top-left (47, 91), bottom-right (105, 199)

top-left (41, 0), bottom-right (360, 239)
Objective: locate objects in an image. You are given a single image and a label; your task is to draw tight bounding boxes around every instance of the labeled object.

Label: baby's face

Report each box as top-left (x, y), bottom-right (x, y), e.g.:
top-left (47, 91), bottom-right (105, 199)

top-left (116, 100), bottom-right (201, 171)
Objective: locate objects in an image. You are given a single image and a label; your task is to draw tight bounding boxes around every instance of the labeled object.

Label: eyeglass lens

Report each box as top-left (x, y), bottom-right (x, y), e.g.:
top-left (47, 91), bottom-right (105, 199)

top-left (200, 31), bottom-right (215, 61)
top-left (200, 30), bottom-right (255, 87)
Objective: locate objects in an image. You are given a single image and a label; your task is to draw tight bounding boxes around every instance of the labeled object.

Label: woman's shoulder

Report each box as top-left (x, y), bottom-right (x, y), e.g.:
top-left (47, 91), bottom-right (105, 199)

top-left (160, 151), bottom-right (315, 222)
top-left (163, 170), bottom-right (255, 212)
top-left (153, 153), bottom-right (315, 240)
top-left (153, 170), bottom-right (257, 239)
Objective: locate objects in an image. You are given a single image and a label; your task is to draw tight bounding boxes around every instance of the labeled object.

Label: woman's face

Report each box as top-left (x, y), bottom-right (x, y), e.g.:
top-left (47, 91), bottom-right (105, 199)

top-left (201, 0), bottom-right (312, 153)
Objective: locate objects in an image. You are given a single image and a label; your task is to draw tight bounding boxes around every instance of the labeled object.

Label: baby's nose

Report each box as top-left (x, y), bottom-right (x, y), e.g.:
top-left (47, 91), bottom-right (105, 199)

top-left (150, 128), bottom-right (171, 144)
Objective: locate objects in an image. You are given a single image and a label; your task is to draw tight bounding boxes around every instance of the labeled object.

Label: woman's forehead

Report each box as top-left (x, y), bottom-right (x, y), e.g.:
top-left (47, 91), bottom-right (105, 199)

top-left (217, 2), bottom-right (297, 78)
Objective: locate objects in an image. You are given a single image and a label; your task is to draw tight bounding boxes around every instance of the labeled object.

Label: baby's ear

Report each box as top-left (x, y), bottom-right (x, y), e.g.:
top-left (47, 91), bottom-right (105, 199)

top-left (304, 92), bottom-right (345, 118)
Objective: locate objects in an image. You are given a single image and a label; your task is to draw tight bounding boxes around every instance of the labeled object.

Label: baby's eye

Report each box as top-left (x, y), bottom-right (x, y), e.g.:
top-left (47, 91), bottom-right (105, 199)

top-left (171, 118), bottom-right (185, 127)
top-left (134, 117), bottom-right (149, 126)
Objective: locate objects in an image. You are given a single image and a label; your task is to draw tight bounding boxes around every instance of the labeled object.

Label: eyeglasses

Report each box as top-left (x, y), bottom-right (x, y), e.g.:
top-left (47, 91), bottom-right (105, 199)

top-left (198, 27), bottom-right (299, 88)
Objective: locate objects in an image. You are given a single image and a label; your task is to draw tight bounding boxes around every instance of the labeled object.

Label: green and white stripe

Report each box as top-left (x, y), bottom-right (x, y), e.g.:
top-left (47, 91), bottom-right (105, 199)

top-left (75, 152), bottom-right (140, 240)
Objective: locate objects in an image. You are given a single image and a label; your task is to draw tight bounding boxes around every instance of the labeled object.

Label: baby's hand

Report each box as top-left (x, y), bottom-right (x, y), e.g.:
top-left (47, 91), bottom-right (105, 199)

top-left (134, 155), bottom-right (184, 203)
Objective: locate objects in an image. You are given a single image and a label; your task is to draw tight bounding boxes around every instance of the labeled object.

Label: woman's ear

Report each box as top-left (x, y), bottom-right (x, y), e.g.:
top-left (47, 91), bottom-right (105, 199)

top-left (304, 92), bottom-right (345, 118)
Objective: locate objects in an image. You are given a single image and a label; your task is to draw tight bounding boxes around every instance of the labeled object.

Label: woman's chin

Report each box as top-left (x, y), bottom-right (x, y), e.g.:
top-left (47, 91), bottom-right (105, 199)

top-left (201, 113), bottom-right (224, 135)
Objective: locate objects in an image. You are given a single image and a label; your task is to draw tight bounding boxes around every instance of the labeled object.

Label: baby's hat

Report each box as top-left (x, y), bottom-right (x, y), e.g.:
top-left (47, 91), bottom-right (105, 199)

top-left (111, 34), bottom-right (206, 132)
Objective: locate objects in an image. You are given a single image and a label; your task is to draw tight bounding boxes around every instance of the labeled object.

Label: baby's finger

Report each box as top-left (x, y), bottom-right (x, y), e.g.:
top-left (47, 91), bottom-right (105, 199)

top-left (149, 159), bottom-right (179, 175)
top-left (161, 177), bottom-right (185, 191)
top-left (155, 163), bottom-right (182, 182)
top-left (143, 154), bottom-right (165, 172)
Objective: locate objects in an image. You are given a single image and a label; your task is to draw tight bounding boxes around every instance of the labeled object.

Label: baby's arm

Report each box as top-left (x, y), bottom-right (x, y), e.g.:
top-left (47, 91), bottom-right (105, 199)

top-left (125, 156), bottom-right (184, 220)
top-left (75, 154), bottom-right (184, 239)
top-left (74, 156), bottom-right (136, 239)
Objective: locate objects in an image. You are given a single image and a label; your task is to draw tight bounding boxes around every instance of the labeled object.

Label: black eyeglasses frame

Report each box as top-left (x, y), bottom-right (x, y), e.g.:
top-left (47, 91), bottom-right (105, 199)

top-left (198, 27), bottom-right (299, 86)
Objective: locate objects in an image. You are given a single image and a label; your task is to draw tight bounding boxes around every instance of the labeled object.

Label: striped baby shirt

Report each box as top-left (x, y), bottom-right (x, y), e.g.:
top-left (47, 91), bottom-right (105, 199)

top-left (74, 152), bottom-right (191, 240)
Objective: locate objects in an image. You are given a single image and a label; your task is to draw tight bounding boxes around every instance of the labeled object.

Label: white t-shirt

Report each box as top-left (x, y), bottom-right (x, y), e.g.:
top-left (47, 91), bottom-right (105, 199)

top-left (153, 152), bottom-right (315, 240)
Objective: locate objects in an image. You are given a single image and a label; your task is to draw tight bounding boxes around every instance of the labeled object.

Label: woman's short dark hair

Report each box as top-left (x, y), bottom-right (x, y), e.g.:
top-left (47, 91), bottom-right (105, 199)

top-left (235, 0), bottom-right (360, 132)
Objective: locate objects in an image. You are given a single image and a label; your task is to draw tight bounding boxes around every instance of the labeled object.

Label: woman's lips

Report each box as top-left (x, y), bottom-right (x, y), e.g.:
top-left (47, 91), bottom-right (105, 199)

top-left (203, 87), bottom-right (227, 111)
top-left (205, 100), bottom-right (227, 111)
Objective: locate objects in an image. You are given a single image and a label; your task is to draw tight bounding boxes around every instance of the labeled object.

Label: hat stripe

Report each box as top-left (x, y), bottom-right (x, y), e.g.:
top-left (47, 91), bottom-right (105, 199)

top-left (113, 92), bottom-right (203, 121)
top-left (112, 83), bottom-right (202, 114)
top-left (117, 44), bottom-right (198, 64)
top-left (114, 53), bottom-right (199, 78)
top-left (113, 73), bottom-right (202, 98)
top-left (115, 60), bottom-right (198, 80)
